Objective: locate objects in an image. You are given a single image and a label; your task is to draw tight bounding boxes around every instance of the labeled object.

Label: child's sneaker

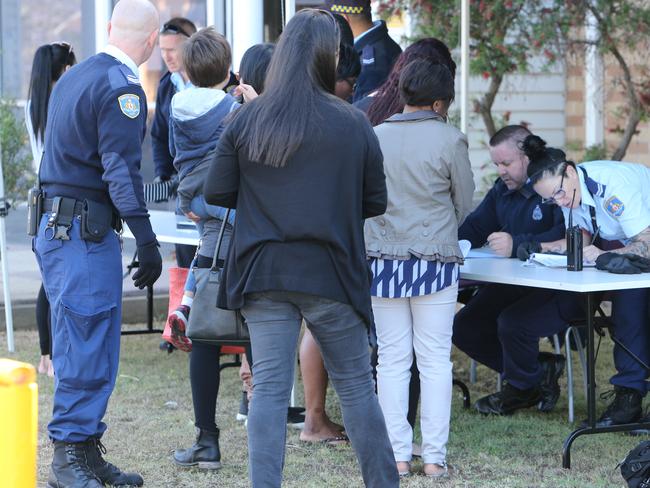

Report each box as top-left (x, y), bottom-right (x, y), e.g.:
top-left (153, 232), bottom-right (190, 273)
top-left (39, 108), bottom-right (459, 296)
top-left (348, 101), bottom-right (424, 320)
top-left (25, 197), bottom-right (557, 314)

top-left (167, 305), bottom-right (192, 352)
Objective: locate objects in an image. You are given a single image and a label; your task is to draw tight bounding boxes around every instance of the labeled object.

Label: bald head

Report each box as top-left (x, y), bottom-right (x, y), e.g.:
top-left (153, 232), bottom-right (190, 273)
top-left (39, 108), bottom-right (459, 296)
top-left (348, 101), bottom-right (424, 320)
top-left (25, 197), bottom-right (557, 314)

top-left (108, 0), bottom-right (160, 66)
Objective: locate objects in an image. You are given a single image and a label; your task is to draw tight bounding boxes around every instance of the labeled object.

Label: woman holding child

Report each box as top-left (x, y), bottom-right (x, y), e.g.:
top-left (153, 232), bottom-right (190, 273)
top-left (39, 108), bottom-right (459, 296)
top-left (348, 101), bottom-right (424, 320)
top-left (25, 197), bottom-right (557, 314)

top-left (205, 9), bottom-right (399, 488)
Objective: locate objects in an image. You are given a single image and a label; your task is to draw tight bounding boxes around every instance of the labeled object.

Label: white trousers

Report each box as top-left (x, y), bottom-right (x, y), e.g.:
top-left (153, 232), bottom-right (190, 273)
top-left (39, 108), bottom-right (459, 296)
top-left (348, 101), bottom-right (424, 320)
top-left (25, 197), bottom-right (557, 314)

top-left (373, 283), bottom-right (458, 465)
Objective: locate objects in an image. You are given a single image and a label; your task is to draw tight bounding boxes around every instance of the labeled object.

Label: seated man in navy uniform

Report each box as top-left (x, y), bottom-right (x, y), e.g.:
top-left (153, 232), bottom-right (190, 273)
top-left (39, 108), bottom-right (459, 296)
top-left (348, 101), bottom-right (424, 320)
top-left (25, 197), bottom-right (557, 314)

top-left (34, 1), bottom-right (162, 486)
top-left (453, 125), bottom-right (580, 415)
top-left (326, 0), bottom-right (402, 102)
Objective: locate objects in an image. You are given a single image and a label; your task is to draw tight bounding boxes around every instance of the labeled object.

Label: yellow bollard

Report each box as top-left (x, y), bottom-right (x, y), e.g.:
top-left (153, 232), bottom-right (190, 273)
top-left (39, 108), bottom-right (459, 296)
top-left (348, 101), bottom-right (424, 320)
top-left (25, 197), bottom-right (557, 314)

top-left (0, 359), bottom-right (38, 488)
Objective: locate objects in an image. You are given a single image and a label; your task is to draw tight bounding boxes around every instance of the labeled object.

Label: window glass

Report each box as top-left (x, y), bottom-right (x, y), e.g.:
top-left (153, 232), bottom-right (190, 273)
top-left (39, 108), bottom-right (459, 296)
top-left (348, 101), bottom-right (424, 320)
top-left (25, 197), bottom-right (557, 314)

top-left (18, 0), bottom-right (83, 99)
top-left (127, 0), bottom-right (207, 103)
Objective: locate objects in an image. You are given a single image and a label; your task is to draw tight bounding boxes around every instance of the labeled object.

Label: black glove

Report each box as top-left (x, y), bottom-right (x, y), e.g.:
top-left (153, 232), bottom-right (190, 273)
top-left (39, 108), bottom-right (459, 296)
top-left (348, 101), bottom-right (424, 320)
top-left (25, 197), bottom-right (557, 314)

top-left (516, 241), bottom-right (542, 261)
top-left (596, 252), bottom-right (650, 274)
top-left (133, 241), bottom-right (163, 289)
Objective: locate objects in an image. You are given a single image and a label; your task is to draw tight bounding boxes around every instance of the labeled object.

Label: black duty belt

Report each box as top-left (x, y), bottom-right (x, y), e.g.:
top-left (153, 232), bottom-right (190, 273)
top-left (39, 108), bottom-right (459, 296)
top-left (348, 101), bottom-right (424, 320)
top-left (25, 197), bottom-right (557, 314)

top-left (43, 197), bottom-right (83, 217)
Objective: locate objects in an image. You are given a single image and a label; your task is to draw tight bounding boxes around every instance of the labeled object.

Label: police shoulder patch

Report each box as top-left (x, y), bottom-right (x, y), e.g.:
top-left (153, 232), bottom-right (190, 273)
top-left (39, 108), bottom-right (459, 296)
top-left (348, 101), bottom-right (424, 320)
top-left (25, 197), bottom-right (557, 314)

top-left (604, 196), bottom-right (625, 217)
top-left (118, 94), bottom-right (140, 119)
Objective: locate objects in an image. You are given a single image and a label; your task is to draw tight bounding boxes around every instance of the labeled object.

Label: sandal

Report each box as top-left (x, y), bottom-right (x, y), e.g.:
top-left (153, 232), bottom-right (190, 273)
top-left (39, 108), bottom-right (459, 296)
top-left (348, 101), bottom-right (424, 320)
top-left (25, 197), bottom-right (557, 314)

top-left (300, 434), bottom-right (349, 446)
top-left (424, 462), bottom-right (452, 480)
top-left (396, 461), bottom-right (411, 478)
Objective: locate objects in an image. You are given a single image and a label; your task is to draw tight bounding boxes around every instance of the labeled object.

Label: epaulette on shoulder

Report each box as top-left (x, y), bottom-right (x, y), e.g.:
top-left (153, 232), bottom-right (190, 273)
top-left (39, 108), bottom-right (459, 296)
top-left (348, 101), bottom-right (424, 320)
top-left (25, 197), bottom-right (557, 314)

top-left (585, 176), bottom-right (606, 198)
top-left (107, 65), bottom-right (142, 91)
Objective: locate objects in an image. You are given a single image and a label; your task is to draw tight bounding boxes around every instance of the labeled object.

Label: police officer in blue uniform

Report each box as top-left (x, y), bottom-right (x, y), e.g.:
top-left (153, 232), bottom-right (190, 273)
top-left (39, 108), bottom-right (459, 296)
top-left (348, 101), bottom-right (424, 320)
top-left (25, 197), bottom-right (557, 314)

top-left (525, 134), bottom-right (650, 427)
top-left (326, 0), bottom-right (402, 102)
top-left (453, 126), bottom-right (576, 415)
top-left (33, 1), bottom-right (162, 486)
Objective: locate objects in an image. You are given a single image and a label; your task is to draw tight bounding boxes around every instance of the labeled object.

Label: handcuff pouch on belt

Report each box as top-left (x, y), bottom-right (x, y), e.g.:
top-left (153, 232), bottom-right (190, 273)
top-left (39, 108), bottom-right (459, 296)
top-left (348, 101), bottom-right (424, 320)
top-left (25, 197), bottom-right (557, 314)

top-left (81, 199), bottom-right (115, 242)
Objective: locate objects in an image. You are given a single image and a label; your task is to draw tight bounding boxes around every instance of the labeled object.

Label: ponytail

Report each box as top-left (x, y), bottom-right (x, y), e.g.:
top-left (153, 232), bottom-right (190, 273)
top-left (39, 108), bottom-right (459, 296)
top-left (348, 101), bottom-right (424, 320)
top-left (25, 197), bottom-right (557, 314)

top-left (27, 42), bottom-right (76, 142)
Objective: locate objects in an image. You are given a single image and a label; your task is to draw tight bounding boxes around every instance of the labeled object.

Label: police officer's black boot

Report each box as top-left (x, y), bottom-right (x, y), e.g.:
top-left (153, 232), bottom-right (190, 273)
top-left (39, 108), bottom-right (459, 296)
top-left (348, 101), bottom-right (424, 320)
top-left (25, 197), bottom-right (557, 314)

top-left (580, 386), bottom-right (643, 428)
top-left (475, 383), bottom-right (542, 415)
top-left (537, 352), bottom-right (566, 413)
top-left (173, 428), bottom-right (222, 470)
top-left (48, 441), bottom-right (103, 488)
top-left (87, 438), bottom-right (144, 487)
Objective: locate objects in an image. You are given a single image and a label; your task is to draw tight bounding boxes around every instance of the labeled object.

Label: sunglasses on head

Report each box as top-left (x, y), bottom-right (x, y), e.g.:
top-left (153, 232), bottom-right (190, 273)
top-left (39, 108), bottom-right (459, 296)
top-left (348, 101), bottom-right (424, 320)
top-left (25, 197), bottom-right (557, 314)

top-left (160, 22), bottom-right (191, 37)
top-left (51, 41), bottom-right (73, 54)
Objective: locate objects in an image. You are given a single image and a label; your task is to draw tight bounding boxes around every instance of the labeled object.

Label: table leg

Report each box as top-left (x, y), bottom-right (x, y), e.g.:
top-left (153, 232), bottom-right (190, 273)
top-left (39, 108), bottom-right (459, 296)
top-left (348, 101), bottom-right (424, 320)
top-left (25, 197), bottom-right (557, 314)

top-left (147, 285), bottom-right (154, 331)
top-left (562, 292), bottom-right (595, 469)
top-left (453, 379), bottom-right (471, 409)
top-left (121, 250), bottom-right (163, 336)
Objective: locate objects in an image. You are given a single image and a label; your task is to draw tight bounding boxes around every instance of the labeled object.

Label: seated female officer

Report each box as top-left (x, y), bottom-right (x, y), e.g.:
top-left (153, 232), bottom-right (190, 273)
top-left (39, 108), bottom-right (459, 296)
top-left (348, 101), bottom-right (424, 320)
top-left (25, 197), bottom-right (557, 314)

top-left (523, 134), bottom-right (650, 428)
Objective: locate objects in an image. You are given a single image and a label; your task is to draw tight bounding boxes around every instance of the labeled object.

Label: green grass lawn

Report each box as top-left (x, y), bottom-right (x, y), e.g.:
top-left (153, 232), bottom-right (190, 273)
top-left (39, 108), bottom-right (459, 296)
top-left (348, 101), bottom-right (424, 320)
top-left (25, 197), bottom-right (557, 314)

top-left (1, 327), bottom-right (642, 487)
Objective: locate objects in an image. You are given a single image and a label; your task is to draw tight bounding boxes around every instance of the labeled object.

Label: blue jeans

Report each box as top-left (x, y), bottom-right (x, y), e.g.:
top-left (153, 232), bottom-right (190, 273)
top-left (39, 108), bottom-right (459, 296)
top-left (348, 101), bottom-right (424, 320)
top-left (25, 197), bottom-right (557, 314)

top-left (180, 196), bottom-right (235, 293)
top-left (241, 291), bottom-right (399, 488)
top-left (188, 195), bottom-right (235, 235)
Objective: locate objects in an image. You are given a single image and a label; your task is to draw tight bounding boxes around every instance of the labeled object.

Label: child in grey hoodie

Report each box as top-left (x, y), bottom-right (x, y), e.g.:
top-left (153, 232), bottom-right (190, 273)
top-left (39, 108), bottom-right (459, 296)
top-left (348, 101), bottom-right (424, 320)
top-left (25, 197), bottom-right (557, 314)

top-left (166, 27), bottom-right (239, 348)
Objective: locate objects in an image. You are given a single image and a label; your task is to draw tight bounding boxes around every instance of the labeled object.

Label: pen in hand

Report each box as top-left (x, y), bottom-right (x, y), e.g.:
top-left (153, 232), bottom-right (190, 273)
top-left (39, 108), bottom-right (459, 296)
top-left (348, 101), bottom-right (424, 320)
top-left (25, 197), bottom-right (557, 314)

top-left (590, 226), bottom-right (601, 246)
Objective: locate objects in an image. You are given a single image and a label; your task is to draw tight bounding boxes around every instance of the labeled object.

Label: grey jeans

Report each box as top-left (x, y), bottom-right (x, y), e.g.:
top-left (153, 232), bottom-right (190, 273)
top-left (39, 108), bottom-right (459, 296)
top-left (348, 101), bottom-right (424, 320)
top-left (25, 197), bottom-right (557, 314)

top-left (241, 291), bottom-right (399, 488)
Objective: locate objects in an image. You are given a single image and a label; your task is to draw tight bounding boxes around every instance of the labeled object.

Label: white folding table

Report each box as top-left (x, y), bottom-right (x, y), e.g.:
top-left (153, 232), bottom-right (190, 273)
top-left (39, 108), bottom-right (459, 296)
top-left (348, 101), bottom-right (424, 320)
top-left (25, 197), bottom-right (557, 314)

top-left (460, 257), bottom-right (650, 468)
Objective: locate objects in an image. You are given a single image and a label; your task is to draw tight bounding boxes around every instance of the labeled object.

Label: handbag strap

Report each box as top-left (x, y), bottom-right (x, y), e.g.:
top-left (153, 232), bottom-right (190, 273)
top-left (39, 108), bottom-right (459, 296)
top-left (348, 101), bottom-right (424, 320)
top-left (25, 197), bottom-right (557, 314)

top-left (211, 208), bottom-right (232, 271)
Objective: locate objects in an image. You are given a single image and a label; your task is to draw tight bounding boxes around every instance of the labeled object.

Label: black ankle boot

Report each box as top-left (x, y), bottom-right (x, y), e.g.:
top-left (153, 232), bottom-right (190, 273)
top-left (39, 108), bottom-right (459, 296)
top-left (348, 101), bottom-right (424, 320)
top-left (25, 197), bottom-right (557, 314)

top-left (86, 438), bottom-right (144, 486)
top-left (173, 429), bottom-right (221, 470)
top-left (537, 352), bottom-right (566, 413)
top-left (48, 441), bottom-right (103, 488)
top-left (580, 386), bottom-right (643, 428)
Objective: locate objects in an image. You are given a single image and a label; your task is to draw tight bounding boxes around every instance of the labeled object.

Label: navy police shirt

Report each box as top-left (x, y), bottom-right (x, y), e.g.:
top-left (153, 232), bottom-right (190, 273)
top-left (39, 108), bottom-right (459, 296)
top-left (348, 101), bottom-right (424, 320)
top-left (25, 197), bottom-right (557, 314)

top-left (353, 20), bottom-right (401, 102)
top-left (459, 179), bottom-right (565, 257)
top-left (151, 72), bottom-right (176, 180)
top-left (41, 50), bottom-right (155, 246)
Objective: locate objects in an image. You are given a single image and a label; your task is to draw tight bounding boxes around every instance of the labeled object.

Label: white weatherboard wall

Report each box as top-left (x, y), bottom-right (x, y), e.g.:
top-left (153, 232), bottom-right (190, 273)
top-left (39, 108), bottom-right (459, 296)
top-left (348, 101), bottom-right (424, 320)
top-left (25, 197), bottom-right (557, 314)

top-left (462, 61), bottom-right (566, 192)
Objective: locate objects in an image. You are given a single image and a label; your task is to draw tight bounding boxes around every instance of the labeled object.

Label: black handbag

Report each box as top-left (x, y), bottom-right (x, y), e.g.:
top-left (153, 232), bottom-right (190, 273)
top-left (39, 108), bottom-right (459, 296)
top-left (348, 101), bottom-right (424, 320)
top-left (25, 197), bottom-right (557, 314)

top-left (620, 440), bottom-right (650, 488)
top-left (186, 209), bottom-right (249, 345)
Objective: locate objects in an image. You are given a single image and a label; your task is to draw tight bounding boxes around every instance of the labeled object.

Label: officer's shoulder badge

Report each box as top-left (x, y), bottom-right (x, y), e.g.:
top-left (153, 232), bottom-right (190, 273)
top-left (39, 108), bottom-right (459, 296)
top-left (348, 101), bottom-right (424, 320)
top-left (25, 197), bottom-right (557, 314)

top-left (118, 94), bottom-right (140, 119)
top-left (532, 204), bottom-right (543, 221)
top-left (605, 195), bottom-right (625, 217)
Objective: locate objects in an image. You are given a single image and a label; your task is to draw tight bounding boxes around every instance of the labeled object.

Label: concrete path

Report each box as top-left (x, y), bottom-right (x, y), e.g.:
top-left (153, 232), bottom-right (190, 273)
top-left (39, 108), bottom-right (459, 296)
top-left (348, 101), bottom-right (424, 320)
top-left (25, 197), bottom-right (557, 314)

top-left (0, 206), bottom-right (178, 329)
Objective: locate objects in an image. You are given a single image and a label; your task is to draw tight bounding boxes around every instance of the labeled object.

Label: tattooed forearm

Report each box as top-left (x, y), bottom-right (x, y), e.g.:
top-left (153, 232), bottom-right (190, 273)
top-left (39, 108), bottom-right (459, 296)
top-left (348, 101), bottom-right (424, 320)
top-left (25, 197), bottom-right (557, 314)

top-left (614, 227), bottom-right (650, 258)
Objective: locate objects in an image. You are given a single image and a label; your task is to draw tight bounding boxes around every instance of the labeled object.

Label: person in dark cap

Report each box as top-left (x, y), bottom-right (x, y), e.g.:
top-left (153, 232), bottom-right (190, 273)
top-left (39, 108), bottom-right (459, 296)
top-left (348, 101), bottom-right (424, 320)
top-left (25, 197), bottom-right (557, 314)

top-left (326, 0), bottom-right (401, 102)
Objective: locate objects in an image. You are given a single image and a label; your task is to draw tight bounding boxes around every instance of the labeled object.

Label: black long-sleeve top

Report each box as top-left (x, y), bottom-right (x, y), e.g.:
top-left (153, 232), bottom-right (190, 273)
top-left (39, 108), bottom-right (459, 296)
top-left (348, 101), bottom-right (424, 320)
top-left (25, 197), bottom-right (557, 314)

top-left (204, 96), bottom-right (387, 326)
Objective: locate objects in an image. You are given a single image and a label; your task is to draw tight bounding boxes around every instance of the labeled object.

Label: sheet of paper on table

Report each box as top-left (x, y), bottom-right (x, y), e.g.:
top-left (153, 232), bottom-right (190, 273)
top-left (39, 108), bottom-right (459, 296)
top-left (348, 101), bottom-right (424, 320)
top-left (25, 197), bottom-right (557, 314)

top-left (525, 253), bottom-right (596, 268)
top-left (458, 240), bottom-right (507, 259)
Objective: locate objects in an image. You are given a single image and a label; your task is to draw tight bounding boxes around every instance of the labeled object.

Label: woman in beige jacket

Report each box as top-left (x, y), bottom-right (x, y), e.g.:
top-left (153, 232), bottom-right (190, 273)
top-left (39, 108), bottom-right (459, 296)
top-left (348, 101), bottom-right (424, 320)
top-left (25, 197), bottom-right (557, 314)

top-left (365, 58), bottom-right (474, 479)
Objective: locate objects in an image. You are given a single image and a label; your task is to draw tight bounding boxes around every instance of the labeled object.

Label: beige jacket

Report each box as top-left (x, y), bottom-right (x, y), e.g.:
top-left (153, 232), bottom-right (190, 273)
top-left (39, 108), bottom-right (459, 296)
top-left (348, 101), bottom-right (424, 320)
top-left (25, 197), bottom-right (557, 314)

top-left (364, 111), bottom-right (475, 262)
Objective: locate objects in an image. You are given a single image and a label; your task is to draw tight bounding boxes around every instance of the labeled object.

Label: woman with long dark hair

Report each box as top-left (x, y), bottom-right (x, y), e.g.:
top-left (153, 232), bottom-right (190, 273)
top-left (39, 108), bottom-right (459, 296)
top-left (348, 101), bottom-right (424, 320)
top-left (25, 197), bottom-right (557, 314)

top-left (25, 42), bottom-right (76, 376)
top-left (205, 9), bottom-right (399, 487)
top-left (355, 37), bottom-right (456, 125)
